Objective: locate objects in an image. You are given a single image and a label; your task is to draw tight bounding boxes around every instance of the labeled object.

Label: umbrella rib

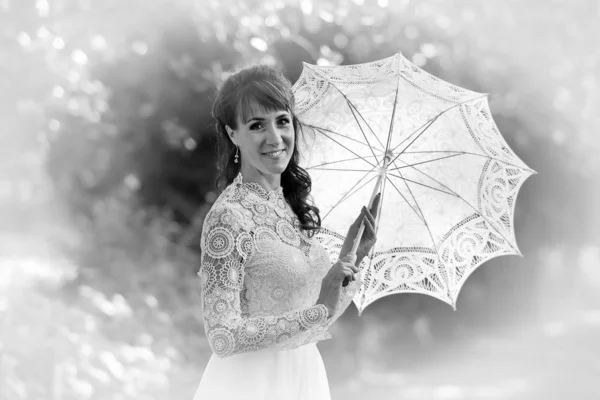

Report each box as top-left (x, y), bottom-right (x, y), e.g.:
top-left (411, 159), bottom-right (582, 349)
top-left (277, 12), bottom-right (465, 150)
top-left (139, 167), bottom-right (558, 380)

top-left (391, 94), bottom-right (489, 156)
top-left (388, 153), bottom-right (465, 171)
top-left (309, 154), bottom-right (379, 169)
top-left (304, 124), bottom-right (384, 153)
top-left (322, 168), bottom-right (379, 221)
top-left (404, 150), bottom-right (464, 154)
top-left (311, 167), bottom-right (377, 172)
top-left (388, 173), bottom-right (457, 197)
top-left (393, 158), bottom-right (520, 253)
top-left (390, 166), bottom-right (446, 290)
top-left (456, 151), bottom-right (536, 173)
top-left (401, 150), bottom-right (535, 174)
top-left (390, 112), bottom-right (442, 155)
top-left (304, 64), bottom-right (385, 162)
top-left (345, 100), bottom-right (387, 151)
top-left (384, 175), bottom-right (424, 222)
top-left (389, 114), bottom-right (442, 166)
top-left (383, 56), bottom-right (402, 162)
top-left (346, 101), bottom-right (382, 165)
top-left (349, 102), bottom-right (387, 151)
top-left (313, 127), bottom-right (378, 169)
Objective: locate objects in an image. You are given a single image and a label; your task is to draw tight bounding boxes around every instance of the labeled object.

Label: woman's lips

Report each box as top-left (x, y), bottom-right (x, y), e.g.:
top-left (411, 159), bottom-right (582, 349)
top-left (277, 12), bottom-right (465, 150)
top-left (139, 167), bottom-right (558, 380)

top-left (263, 149), bottom-right (286, 157)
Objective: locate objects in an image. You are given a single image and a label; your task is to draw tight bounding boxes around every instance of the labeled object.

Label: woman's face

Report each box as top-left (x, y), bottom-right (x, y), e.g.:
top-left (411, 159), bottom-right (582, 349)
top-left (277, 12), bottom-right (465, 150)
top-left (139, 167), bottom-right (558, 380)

top-left (227, 100), bottom-right (295, 181)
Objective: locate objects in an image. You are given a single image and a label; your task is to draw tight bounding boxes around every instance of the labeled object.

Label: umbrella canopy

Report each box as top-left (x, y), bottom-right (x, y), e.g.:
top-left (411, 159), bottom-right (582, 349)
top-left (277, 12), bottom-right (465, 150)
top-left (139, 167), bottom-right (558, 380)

top-left (292, 52), bottom-right (536, 313)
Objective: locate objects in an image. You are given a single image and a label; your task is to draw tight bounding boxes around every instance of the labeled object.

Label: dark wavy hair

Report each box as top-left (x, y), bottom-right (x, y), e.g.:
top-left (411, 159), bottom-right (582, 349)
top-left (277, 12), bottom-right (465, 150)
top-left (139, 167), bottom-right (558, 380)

top-left (211, 64), bottom-right (321, 237)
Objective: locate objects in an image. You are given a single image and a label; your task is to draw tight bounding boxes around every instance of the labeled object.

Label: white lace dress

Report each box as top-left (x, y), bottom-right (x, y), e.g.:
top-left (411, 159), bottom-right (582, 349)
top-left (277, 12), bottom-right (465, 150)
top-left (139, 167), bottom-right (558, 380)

top-left (193, 172), bottom-right (361, 400)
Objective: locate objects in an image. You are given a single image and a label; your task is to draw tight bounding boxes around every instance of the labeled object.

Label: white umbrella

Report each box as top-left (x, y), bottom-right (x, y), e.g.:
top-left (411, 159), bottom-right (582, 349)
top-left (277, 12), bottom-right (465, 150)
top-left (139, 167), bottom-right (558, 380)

top-left (292, 52), bottom-right (536, 314)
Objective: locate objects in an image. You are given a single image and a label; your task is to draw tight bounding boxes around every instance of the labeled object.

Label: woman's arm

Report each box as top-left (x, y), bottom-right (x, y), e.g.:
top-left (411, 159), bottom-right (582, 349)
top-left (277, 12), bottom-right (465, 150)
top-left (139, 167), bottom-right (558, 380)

top-left (199, 206), bottom-right (330, 358)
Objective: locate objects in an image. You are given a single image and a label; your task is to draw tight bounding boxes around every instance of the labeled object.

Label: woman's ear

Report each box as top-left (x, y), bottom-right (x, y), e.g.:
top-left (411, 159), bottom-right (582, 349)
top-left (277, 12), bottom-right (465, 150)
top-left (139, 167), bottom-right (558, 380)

top-left (225, 125), bottom-right (235, 144)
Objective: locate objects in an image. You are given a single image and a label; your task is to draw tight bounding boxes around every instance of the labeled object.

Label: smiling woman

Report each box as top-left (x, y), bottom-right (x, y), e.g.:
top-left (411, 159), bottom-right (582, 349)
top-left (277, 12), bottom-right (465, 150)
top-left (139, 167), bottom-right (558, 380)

top-left (193, 65), bottom-right (378, 400)
top-left (226, 106), bottom-right (295, 187)
top-left (211, 65), bottom-right (322, 235)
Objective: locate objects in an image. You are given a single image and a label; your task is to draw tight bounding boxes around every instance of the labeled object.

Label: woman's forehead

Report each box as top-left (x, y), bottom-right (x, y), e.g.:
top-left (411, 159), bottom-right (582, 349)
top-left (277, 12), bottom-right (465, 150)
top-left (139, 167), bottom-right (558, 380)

top-left (238, 98), bottom-right (290, 122)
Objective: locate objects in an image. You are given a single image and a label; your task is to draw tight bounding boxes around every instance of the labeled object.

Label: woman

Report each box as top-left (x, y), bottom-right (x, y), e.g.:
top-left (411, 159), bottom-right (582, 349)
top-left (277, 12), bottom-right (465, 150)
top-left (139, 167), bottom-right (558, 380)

top-left (194, 64), bottom-right (380, 400)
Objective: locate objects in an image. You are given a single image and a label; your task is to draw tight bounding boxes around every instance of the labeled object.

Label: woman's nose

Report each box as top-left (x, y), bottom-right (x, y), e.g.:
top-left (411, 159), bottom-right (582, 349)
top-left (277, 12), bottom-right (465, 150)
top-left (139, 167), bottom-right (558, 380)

top-left (265, 123), bottom-right (283, 143)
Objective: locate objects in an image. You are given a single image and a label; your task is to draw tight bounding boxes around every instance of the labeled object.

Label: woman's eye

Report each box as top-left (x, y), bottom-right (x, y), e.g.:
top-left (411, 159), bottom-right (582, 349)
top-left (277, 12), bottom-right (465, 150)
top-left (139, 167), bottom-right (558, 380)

top-left (249, 123), bottom-right (262, 130)
top-left (278, 118), bottom-right (290, 126)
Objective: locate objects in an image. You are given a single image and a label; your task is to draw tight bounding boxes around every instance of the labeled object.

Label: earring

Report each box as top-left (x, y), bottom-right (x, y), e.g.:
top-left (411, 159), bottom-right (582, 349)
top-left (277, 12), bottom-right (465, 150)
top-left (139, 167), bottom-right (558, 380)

top-left (234, 146), bottom-right (239, 164)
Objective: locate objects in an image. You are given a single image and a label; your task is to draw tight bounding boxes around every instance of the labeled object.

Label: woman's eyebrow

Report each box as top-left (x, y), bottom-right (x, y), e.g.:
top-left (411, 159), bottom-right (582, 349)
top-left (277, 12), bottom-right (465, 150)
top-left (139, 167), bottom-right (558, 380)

top-left (245, 113), bottom-right (290, 123)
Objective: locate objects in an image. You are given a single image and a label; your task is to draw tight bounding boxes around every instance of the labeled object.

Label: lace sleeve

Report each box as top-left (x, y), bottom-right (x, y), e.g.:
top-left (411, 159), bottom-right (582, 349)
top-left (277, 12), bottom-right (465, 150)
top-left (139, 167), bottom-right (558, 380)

top-left (199, 206), bottom-right (330, 358)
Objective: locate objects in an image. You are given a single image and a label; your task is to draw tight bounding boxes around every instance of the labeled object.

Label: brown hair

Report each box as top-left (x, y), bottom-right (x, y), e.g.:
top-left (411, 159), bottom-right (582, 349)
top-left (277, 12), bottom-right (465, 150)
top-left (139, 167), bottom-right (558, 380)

top-left (211, 64), bottom-right (321, 236)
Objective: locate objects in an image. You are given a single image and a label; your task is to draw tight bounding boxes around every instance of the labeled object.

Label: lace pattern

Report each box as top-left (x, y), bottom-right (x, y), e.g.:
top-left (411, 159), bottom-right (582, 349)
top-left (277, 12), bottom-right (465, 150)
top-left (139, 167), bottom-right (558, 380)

top-left (291, 51), bottom-right (536, 312)
top-left (199, 172), bottom-right (359, 357)
top-left (292, 53), bottom-right (480, 116)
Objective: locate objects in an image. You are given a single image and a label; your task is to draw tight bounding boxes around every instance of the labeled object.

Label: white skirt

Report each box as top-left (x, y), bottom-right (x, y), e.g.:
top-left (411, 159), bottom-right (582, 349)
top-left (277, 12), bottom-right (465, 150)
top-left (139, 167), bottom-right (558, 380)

top-left (193, 343), bottom-right (331, 400)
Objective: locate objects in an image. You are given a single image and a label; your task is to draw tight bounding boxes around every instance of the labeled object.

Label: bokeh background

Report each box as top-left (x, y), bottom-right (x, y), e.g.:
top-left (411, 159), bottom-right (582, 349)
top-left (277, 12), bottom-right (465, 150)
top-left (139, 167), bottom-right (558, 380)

top-left (1, 0), bottom-right (599, 399)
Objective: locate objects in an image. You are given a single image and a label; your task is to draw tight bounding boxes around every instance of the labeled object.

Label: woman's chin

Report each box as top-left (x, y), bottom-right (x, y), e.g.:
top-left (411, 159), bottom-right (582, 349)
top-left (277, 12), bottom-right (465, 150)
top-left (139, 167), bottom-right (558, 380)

top-left (268, 163), bottom-right (289, 175)
top-left (262, 157), bottom-right (291, 174)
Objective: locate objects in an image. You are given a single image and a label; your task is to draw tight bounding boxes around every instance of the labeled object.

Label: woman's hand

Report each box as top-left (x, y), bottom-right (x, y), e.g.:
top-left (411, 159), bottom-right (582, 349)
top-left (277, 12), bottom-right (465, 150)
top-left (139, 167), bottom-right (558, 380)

top-left (339, 192), bottom-right (381, 264)
top-left (316, 254), bottom-right (359, 318)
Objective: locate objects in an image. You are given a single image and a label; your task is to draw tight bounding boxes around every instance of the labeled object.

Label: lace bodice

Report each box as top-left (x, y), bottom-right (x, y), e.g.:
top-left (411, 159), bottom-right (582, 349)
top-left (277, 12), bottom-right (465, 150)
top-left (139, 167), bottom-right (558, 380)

top-left (199, 171), bottom-right (359, 358)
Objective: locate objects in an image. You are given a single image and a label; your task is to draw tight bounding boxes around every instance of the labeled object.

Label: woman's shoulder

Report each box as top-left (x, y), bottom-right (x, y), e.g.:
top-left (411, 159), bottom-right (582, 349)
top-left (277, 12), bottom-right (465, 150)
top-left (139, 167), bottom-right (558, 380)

top-left (205, 182), bottom-right (240, 213)
top-left (203, 191), bottom-right (254, 232)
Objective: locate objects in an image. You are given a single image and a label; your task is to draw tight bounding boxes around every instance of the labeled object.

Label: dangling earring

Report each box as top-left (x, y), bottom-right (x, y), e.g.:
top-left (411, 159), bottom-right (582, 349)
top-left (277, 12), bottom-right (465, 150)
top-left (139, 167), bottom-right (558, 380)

top-left (234, 146), bottom-right (239, 164)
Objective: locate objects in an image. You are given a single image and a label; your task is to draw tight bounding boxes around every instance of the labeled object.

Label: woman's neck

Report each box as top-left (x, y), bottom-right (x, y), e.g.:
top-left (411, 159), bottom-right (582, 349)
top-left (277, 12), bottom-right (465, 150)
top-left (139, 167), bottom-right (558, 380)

top-left (240, 166), bottom-right (281, 193)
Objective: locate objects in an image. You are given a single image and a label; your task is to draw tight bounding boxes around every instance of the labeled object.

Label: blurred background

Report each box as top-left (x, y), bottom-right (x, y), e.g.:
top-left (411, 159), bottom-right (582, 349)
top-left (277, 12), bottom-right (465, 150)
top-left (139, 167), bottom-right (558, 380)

top-left (1, 0), bottom-right (599, 399)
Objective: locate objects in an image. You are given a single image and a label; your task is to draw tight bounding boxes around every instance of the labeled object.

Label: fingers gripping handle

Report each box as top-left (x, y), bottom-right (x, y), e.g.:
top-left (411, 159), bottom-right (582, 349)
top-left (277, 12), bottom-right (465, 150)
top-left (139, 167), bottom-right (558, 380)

top-left (350, 218), bottom-right (366, 256)
top-left (341, 218), bottom-right (365, 289)
top-left (350, 179), bottom-right (381, 259)
top-left (343, 177), bottom-right (382, 287)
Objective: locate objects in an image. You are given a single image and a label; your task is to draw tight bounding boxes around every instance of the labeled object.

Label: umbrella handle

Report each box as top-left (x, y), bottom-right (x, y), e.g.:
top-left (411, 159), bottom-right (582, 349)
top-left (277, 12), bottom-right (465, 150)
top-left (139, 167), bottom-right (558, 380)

top-left (341, 252), bottom-right (357, 287)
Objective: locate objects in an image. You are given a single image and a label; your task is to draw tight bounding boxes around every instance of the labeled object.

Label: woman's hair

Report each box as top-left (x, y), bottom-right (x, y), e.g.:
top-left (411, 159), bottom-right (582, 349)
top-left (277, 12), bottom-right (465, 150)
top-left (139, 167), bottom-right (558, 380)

top-left (211, 64), bottom-right (321, 237)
